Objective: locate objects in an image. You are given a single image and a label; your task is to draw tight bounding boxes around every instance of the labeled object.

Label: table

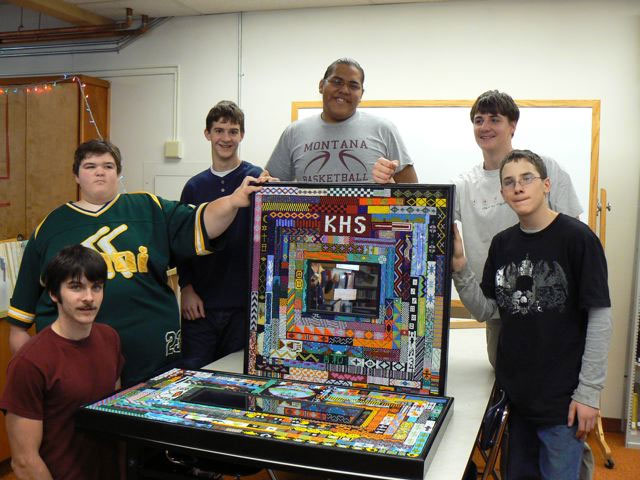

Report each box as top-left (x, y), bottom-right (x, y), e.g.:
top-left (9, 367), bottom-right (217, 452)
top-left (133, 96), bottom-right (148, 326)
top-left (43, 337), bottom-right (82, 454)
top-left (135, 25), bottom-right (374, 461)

top-left (206, 328), bottom-right (494, 480)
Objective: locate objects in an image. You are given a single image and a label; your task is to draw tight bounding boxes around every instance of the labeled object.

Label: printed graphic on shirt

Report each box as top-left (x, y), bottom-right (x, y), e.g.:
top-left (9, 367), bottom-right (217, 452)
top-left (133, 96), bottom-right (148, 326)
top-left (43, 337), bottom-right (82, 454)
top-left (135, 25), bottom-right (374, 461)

top-left (301, 139), bottom-right (369, 183)
top-left (474, 194), bottom-right (507, 212)
top-left (81, 225), bottom-right (149, 280)
top-left (495, 255), bottom-right (568, 315)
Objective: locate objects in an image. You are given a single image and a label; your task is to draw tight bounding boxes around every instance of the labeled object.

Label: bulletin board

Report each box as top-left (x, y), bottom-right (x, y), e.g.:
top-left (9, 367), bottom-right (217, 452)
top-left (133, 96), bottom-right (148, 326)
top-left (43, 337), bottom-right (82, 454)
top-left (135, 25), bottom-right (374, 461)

top-left (293, 100), bottom-right (601, 230)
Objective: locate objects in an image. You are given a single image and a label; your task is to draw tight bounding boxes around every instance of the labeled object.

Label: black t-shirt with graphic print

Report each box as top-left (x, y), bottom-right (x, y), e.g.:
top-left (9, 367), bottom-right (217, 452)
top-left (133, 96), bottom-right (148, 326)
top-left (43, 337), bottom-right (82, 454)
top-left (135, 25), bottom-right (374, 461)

top-left (481, 213), bottom-right (610, 426)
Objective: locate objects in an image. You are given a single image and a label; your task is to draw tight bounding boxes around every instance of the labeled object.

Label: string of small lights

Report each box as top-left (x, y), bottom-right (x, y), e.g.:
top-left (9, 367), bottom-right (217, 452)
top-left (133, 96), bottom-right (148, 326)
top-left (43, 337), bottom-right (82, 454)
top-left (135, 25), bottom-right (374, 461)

top-left (0, 74), bottom-right (103, 139)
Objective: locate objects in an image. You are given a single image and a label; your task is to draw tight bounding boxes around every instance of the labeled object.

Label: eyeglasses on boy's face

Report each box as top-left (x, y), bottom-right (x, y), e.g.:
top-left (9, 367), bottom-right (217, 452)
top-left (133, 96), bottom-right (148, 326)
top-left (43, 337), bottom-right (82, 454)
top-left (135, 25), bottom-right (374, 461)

top-left (501, 173), bottom-right (543, 190)
top-left (325, 77), bottom-right (363, 91)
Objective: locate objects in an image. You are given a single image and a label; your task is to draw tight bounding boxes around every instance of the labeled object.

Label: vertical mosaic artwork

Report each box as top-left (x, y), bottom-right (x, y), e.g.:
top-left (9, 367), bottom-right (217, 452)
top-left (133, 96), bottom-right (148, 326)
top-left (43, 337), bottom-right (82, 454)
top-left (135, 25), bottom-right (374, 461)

top-left (246, 184), bottom-right (454, 396)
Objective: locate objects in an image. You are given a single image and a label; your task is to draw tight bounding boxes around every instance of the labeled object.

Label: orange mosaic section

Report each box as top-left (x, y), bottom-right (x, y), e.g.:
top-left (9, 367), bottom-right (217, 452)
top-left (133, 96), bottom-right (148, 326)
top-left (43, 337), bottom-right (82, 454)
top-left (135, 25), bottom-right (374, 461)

top-left (303, 251), bottom-right (348, 261)
top-left (352, 338), bottom-right (393, 349)
top-left (286, 367), bottom-right (330, 383)
top-left (287, 332), bottom-right (330, 343)
top-left (291, 325), bottom-right (333, 336)
top-left (364, 408), bottom-right (389, 433)
top-left (358, 198), bottom-right (402, 205)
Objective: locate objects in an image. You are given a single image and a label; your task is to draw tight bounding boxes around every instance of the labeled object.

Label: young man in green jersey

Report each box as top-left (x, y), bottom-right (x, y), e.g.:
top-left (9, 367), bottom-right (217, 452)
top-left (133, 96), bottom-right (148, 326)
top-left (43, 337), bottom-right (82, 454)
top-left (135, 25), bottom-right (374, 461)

top-left (6, 139), bottom-right (269, 386)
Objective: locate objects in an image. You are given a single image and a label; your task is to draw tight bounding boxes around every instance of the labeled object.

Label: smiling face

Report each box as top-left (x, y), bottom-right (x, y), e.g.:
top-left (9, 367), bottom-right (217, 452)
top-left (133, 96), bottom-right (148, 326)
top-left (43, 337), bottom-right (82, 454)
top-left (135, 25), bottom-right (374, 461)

top-left (319, 63), bottom-right (364, 123)
top-left (205, 118), bottom-right (244, 169)
top-left (51, 274), bottom-right (104, 328)
top-left (500, 158), bottom-right (550, 219)
top-left (75, 152), bottom-right (119, 205)
top-left (473, 112), bottom-right (516, 154)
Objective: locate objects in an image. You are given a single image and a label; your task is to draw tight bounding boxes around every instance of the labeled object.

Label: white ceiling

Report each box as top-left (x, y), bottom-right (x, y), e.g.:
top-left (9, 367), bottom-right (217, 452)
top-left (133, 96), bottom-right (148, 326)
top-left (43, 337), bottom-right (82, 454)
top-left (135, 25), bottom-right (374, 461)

top-left (1, 0), bottom-right (454, 20)
top-left (0, 0), bottom-right (457, 55)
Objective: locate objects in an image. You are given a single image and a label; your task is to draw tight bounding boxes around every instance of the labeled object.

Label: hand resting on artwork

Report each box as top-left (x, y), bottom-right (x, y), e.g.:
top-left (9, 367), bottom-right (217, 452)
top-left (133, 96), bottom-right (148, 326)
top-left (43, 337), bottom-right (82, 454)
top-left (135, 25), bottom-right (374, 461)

top-left (259, 169), bottom-right (280, 182)
top-left (450, 223), bottom-right (498, 323)
top-left (451, 223), bottom-right (468, 273)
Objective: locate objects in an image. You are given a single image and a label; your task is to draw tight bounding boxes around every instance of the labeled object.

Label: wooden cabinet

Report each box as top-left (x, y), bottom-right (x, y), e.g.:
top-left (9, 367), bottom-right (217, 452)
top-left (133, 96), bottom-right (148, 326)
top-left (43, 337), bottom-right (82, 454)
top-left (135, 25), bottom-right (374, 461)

top-left (0, 74), bottom-right (109, 463)
top-left (0, 75), bottom-right (110, 240)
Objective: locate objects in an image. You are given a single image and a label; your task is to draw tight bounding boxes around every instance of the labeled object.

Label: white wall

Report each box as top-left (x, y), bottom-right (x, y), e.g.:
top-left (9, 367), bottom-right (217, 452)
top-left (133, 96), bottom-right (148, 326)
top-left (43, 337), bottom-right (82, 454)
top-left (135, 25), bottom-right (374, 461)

top-left (1, 0), bottom-right (638, 420)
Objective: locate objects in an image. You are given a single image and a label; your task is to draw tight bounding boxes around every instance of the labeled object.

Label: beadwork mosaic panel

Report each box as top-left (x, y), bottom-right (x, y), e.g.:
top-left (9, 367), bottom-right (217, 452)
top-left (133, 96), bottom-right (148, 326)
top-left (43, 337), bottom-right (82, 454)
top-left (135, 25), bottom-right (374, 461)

top-left (246, 184), bottom-right (454, 396)
top-left (78, 369), bottom-right (453, 479)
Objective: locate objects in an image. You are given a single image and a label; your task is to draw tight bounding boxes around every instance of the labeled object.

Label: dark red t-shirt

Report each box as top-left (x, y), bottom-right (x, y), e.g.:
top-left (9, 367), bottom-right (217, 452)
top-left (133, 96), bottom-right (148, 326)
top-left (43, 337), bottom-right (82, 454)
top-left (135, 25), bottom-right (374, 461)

top-left (0, 324), bottom-right (124, 479)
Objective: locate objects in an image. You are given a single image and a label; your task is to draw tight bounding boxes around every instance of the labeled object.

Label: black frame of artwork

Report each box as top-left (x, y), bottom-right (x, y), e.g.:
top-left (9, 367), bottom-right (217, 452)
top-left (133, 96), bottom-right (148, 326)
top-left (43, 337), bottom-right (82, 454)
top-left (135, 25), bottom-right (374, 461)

top-left (245, 183), bottom-right (455, 397)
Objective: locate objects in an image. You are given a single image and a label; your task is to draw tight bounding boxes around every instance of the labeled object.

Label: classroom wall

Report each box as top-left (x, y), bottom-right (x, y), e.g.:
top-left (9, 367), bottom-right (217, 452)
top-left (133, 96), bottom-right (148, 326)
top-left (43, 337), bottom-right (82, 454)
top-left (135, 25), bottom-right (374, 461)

top-left (1, 0), bottom-right (638, 420)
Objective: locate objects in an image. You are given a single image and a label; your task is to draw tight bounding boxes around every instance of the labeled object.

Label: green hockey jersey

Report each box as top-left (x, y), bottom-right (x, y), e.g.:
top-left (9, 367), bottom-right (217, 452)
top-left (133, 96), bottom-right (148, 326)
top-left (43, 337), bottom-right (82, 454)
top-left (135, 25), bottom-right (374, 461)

top-left (8, 193), bottom-right (213, 386)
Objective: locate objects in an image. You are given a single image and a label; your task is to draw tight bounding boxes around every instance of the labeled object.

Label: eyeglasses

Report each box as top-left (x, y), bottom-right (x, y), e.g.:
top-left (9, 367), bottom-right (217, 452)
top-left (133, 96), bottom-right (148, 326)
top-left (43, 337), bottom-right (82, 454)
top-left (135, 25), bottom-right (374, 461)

top-left (502, 174), bottom-right (542, 190)
top-left (325, 77), bottom-right (362, 91)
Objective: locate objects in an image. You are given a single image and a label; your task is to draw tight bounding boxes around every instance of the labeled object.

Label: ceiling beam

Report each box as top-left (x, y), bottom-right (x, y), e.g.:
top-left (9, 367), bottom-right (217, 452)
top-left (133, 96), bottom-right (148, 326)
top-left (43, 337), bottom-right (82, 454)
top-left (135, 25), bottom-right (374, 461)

top-left (5, 0), bottom-right (112, 26)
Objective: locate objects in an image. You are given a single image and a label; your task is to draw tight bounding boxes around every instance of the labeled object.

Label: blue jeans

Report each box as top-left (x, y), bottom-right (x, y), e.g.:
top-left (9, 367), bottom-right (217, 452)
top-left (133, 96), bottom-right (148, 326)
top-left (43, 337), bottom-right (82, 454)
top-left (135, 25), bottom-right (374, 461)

top-left (180, 307), bottom-right (246, 370)
top-left (507, 409), bottom-right (584, 480)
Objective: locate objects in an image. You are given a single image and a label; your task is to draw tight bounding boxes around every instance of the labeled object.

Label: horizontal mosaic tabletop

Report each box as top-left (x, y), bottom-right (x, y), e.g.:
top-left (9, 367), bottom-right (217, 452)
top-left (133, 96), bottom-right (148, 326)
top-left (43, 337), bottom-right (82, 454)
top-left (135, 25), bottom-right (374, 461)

top-left (77, 368), bottom-right (453, 479)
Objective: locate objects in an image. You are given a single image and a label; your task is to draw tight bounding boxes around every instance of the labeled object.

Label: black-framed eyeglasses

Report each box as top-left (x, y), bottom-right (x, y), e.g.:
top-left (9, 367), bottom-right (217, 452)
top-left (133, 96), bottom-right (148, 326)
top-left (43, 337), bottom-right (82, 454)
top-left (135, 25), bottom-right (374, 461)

top-left (502, 174), bottom-right (542, 190)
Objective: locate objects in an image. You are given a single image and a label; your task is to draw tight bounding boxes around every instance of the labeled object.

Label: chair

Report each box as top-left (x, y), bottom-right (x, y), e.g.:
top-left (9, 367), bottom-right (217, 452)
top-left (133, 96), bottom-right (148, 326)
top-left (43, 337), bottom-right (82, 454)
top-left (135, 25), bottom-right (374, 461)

top-left (593, 413), bottom-right (615, 469)
top-left (469, 383), bottom-right (510, 480)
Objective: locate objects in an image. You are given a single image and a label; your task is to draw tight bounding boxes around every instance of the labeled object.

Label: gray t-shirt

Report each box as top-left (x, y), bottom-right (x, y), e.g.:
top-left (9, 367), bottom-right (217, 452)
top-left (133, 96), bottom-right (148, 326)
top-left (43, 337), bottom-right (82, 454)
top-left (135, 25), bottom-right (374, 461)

top-left (453, 156), bottom-right (583, 282)
top-left (266, 111), bottom-right (412, 183)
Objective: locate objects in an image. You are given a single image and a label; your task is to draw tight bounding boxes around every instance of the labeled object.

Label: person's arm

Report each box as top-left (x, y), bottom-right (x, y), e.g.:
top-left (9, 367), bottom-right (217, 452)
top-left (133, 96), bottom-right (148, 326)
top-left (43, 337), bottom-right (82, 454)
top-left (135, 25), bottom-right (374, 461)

top-left (5, 413), bottom-right (53, 480)
top-left (372, 159), bottom-right (418, 184)
top-left (544, 157), bottom-right (583, 218)
top-left (568, 306), bottom-right (612, 439)
top-left (176, 181), bottom-right (206, 320)
top-left (7, 234), bottom-right (45, 344)
top-left (180, 284), bottom-right (205, 320)
top-left (451, 178), bottom-right (463, 223)
top-left (9, 325), bottom-right (32, 355)
top-left (372, 158), bottom-right (396, 183)
top-left (202, 176), bottom-right (268, 239)
top-left (393, 164), bottom-right (418, 183)
top-left (381, 117), bottom-right (414, 183)
top-left (451, 224), bottom-right (499, 322)
top-left (264, 127), bottom-right (294, 181)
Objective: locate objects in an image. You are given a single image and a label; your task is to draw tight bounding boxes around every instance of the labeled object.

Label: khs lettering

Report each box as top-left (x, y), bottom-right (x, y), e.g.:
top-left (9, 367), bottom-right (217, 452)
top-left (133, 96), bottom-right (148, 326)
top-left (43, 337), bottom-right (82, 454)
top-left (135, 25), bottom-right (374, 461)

top-left (322, 215), bottom-right (369, 236)
top-left (82, 225), bottom-right (149, 279)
